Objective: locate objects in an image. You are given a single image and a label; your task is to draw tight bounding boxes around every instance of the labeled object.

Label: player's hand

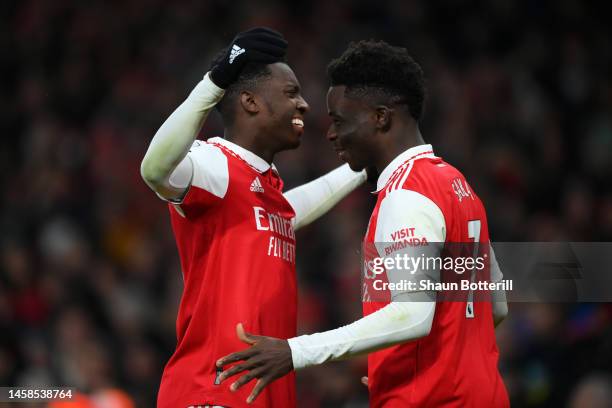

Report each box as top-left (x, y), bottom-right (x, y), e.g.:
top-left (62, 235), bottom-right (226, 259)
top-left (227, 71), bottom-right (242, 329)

top-left (216, 323), bottom-right (293, 404)
top-left (210, 27), bottom-right (288, 89)
top-left (361, 376), bottom-right (369, 387)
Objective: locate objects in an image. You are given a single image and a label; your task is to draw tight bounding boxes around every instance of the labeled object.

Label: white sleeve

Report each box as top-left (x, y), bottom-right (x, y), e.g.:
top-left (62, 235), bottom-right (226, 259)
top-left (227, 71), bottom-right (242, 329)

top-left (489, 243), bottom-right (503, 283)
top-left (374, 189), bottom-right (446, 299)
top-left (288, 300), bottom-right (435, 369)
top-left (287, 189), bottom-right (444, 369)
top-left (489, 244), bottom-right (508, 325)
top-left (140, 73), bottom-right (224, 201)
top-left (283, 164), bottom-right (366, 231)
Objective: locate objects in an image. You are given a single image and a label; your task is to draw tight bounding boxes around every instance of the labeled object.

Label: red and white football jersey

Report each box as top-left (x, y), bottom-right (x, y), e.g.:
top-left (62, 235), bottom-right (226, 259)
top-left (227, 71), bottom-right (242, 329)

top-left (363, 144), bottom-right (509, 407)
top-left (157, 137), bottom-right (297, 408)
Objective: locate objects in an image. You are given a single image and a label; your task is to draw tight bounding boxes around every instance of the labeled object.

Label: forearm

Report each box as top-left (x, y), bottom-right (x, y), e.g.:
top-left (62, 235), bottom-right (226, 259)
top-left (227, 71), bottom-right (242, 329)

top-left (140, 73), bottom-right (224, 190)
top-left (492, 289), bottom-right (508, 327)
top-left (284, 164), bottom-right (366, 231)
top-left (489, 244), bottom-right (508, 327)
top-left (288, 300), bottom-right (435, 369)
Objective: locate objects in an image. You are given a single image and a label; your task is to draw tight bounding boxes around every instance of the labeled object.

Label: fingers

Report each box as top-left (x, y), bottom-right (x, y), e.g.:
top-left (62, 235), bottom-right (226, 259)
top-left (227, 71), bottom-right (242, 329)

top-left (236, 30), bottom-right (287, 48)
top-left (235, 30), bottom-right (288, 60)
top-left (245, 39), bottom-right (287, 57)
top-left (247, 50), bottom-right (283, 64)
top-left (217, 362), bottom-right (251, 383)
top-left (243, 33), bottom-right (287, 48)
top-left (217, 324), bottom-right (263, 367)
top-left (361, 376), bottom-right (369, 387)
top-left (241, 39), bottom-right (287, 60)
top-left (247, 378), bottom-right (270, 404)
top-left (236, 323), bottom-right (260, 345)
top-left (216, 347), bottom-right (257, 368)
top-left (220, 364), bottom-right (270, 405)
top-left (230, 366), bottom-right (264, 391)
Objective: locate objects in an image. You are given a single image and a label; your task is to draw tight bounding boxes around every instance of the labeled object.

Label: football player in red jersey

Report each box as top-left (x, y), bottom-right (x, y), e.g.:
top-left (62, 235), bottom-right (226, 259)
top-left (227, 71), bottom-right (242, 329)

top-left (140, 28), bottom-right (366, 408)
top-left (217, 40), bottom-right (510, 407)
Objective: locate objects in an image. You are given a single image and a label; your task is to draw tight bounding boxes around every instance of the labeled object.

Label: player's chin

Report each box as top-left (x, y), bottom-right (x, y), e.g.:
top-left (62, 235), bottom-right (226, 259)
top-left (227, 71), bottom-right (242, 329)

top-left (337, 150), bottom-right (362, 171)
top-left (347, 160), bottom-right (365, 172)
top-left (285, 135), bottom-right (301, 149)
top-left (285, 130), bottom-right (302, 149)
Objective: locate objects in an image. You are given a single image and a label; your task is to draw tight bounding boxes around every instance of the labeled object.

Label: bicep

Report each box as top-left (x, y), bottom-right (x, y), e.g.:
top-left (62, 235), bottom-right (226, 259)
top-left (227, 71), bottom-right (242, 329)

top-left (158, 143), bottom-right (230, 217)
top-left (374, 190), bottom-right (446, 299)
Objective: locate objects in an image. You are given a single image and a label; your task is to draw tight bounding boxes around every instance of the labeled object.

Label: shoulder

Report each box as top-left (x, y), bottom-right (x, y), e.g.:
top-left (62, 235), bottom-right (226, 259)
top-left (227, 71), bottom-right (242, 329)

top-left (375, 188), bottom-right (446, 242)
top-left (188, 139), bottom-right (227, 163)
top-left (400, 157), bottom-right (476, 209)
top-left (404, 158), bottom-right (460, 190)
top-left (187, 140), bottom-right (229, 198)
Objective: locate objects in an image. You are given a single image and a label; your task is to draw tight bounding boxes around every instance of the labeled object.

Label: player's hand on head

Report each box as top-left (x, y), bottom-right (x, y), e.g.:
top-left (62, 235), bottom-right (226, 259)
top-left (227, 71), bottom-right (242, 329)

top-left (216, 323), bottom-right (293, 404)
top-left (210, 27), bottom-right (288, 89)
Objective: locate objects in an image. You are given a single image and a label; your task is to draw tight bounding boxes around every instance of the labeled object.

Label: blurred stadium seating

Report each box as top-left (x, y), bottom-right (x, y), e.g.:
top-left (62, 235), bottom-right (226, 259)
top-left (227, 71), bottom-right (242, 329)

top-left (1, 0), bottom-right (611, 406)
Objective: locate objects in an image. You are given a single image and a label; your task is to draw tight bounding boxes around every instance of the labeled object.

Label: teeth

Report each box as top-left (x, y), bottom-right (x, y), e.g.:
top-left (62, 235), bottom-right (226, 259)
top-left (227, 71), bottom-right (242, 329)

top-left (292, 118), bottom-right (304, 127)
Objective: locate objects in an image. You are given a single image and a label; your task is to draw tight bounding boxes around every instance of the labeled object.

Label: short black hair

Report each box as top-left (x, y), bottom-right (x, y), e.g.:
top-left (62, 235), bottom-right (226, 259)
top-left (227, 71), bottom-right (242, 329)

top-left (327, 40), bottom-right (426, 122)
top-left (209, 49), bottom-right (285, 124)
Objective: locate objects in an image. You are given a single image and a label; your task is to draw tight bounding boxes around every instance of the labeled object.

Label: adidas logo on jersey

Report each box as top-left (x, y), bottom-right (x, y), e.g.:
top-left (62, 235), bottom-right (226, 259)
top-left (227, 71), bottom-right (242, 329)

top-left (229, 44), bottom-right (245, 64)
top-left (250, 177), bottom-right (264, 193)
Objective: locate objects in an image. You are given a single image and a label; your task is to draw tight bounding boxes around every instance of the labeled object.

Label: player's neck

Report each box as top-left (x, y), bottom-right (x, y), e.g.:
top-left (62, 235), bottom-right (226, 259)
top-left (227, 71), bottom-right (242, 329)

top-left (374, 127), bottom-right (425, 174)
top-left (224, 128), bottom-right (276, 164)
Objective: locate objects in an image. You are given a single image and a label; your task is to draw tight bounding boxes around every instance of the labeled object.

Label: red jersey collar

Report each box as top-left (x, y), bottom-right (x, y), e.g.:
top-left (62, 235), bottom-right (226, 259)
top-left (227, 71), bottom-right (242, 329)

top-left (375, 144), bottom-right (435, 192)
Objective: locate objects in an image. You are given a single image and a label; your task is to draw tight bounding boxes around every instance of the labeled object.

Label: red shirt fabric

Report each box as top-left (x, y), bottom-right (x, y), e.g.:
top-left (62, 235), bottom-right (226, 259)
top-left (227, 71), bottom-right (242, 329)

top-left (363, 145), bottom-right (509, 408)
top-left (157, 138), bottom-right (297, 408)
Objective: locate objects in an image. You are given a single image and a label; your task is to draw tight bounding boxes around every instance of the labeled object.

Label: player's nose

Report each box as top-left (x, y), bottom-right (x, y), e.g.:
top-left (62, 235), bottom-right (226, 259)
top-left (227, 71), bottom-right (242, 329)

top-left (326, 126), bottom-right (337, 141)
top-left (296, 95), bottom-right (309, 114)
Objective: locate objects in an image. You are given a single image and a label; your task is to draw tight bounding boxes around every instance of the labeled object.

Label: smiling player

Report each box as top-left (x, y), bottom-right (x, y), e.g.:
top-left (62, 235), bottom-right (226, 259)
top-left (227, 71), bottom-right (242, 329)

top-left (216, 40), bottom-right (509, 408)
top-left (140, 28), bottom-right (365, 408)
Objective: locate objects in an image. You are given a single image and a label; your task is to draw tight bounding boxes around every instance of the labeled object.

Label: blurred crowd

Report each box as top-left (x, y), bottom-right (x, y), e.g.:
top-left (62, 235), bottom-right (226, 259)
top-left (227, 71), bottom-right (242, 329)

top-left (1, 0), bottom-right (612, 407)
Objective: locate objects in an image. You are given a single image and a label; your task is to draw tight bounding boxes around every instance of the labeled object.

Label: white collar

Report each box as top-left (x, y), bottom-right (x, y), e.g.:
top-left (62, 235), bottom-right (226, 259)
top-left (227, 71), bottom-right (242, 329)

top-left (207, 137), bottom-right (277, 173)
top-left (375, 144), bottom-right (436, 192)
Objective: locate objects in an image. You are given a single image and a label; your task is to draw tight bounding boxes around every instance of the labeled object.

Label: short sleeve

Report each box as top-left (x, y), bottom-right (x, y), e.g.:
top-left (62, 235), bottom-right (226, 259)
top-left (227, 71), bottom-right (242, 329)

top-left (175, 140), bottom-right (229, 217)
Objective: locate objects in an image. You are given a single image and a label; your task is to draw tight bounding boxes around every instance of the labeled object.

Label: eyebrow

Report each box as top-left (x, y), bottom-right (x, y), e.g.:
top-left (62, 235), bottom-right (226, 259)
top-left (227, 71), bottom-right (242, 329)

top-left (285, 83), bottom-right (300, 91)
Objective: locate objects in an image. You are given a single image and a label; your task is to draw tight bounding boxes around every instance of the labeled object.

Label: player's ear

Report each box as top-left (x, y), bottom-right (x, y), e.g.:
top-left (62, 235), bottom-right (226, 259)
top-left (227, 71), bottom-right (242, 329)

top-left (239, 91), bottom-right (260, 114)
top-left (374, 105), bottom-right (393, 132)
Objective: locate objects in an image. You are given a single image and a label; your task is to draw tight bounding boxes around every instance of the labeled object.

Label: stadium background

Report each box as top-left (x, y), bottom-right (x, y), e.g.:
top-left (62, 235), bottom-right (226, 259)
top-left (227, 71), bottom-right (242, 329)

top-left (2, 0), bottom-right (612, 406)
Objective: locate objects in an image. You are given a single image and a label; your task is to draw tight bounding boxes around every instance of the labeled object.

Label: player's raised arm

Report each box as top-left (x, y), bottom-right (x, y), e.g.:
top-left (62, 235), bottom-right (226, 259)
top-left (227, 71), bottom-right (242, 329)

top-left (283, 164), bottom-right (366, 231)
top-left (140, 28), bottom-right (288, 201)
top-left (140, 73), bottom-right (224, 201)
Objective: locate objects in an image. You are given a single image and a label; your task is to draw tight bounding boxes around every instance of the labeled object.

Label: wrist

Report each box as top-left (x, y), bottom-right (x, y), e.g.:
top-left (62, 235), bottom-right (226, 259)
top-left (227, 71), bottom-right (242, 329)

top-left (209, 66), bottom-right (233, 89)
top-left (186, 72), bottom-right (225, 108)
top-left (287, 337), bottom-right (308, 370)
